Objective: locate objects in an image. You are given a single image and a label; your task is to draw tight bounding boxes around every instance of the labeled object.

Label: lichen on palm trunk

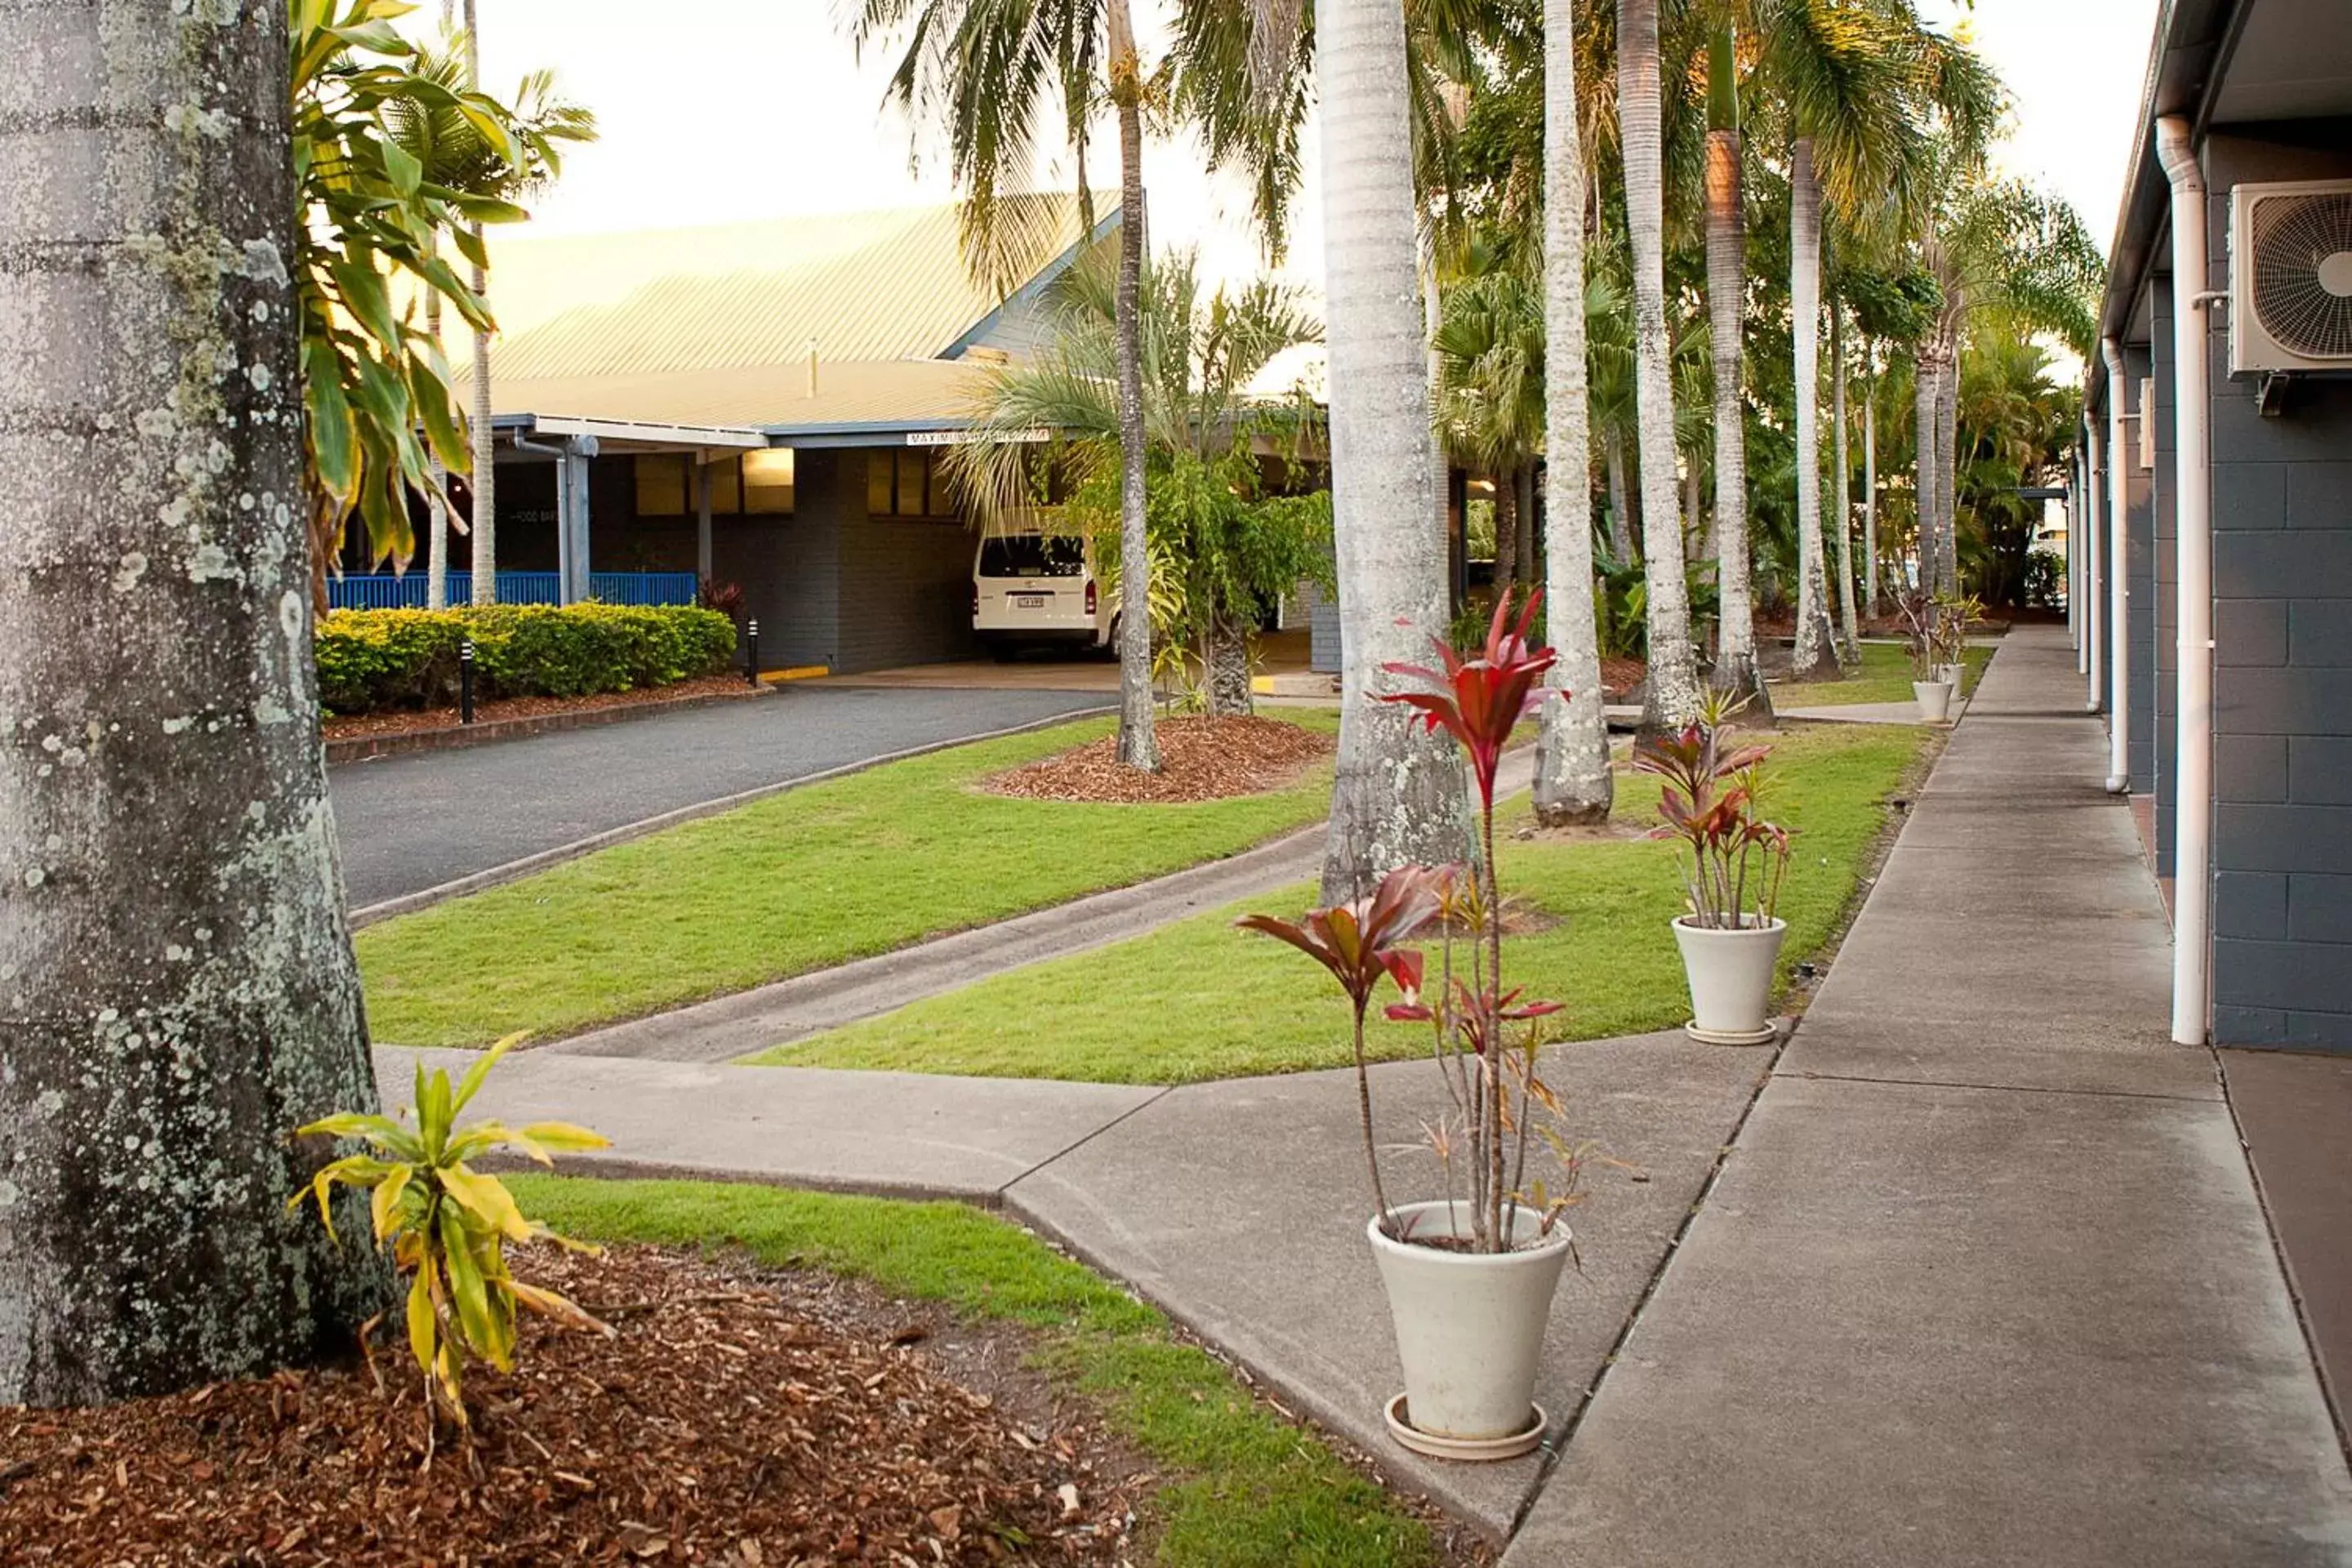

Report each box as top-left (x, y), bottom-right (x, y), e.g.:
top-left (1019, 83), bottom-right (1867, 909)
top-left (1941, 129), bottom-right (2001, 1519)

top-left (0, 0), bottom-right (389, 1406)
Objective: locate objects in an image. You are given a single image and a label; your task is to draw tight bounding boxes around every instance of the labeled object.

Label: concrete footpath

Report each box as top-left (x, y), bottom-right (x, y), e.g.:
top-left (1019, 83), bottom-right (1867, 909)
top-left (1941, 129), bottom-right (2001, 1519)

top-left (1505, 626), bottom-right (2352, 1566)
top-left (370, 628), bottom-right (2352, 1560)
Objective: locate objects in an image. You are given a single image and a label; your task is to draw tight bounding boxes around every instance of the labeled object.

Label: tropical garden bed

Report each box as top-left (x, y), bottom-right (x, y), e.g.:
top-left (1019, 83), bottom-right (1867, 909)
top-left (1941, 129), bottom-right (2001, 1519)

top-left (752, 720), bottom-right (1933, 1084)
top-left (987, 715), bottom-right (1335, 804)
top-left (358, 712), bottom-right (1341, 1049)
top-left (0, 1179), bottom-right (1471, 1566)
top-left (323, 671), bottom-right (764, 745)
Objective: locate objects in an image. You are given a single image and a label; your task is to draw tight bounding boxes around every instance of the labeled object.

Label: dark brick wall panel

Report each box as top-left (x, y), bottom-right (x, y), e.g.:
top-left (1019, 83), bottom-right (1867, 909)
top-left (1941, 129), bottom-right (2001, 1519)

top-left (2199, 130), bottom-right (2352, 1054)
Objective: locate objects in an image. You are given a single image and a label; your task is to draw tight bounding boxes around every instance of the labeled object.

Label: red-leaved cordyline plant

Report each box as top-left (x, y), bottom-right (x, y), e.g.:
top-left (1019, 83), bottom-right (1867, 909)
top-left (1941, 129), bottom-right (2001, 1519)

top-left (1630, 689), bottom-right (1793, 930)
top-left (1243, 589), bottom-right (1589, 1257)
top-left (1236, 865), bottom-right (1443, 1235)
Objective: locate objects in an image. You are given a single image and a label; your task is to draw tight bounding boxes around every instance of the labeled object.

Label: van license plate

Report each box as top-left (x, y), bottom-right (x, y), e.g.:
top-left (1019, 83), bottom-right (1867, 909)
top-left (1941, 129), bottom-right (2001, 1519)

top-left (1013, 595), bottom-right (1047, 608)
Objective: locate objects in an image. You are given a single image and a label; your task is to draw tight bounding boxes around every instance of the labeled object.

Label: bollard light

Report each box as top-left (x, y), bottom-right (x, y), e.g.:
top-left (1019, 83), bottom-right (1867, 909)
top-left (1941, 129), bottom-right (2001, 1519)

top-left (746, 618), bottom-right (760, 686)
top-left (459, 639), bottom-right (475, 726)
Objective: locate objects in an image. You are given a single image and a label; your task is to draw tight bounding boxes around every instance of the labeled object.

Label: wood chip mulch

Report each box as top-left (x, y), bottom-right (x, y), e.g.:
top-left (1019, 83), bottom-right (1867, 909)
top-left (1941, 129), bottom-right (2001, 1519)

top-left (987, 715), bottom-right (1334, 804)
top-left (0, 1246), bottom-right (1139, 1567)
top-left (322, 673), bottom-right (763, 742)
top-left (1599, 657), bottom-right (1646, 700)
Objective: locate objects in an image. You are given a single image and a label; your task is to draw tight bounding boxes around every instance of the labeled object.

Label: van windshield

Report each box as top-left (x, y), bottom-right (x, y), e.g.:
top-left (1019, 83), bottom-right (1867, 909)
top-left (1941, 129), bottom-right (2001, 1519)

top-left (978, 534), bottom-right (1085, 579)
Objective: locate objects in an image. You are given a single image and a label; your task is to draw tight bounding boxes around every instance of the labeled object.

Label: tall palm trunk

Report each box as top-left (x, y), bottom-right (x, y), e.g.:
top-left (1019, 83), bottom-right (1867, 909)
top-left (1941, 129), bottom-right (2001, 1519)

top-left (1936, 327), bottom-right (1961, 594)
top-left (1914, 345), bottom-right (1943, 591)
top-left (464, 0), bottom-right (497, 605)
top-left (1535, 0), bottom-right (1612, 824)
top-left (1863, 349), bottom-right (1880, 618)
top-left (1605, 425), bottom-right (1633, 563)
top-left (0, 0), bottom-right (389, 1406)
top-left (425, 283), bottom-right (452, 608)
top-left (1788, 137), bottom-right (1836, 681)
top-left (1830, 302), bottom-right (1858, 659)
top-left (1517, 466), bottom-right (1537, 586)
top-left (1106, 0), bottom-right (1160, 769)
top-left (1316, 0), bottom-right (1468, 898)
top-left (1493, 466), bottom-right (1521, 604)
top-left (1704, 26), bottom-right (1763, 708)
top-left (1618, 0), bottom-right (1700, 732)
top-left (1206, 611), bottom-right (1252, 715)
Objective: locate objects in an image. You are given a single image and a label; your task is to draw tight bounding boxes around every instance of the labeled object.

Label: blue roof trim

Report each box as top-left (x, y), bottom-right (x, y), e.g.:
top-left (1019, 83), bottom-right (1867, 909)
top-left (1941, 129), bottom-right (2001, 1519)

top-left (934, 203), bottom-right (1123, 362)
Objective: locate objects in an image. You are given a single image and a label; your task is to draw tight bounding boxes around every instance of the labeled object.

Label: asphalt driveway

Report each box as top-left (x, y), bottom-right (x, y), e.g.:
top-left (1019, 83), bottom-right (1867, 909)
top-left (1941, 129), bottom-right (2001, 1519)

top-left (330, 685), bottom-right (1109, 911)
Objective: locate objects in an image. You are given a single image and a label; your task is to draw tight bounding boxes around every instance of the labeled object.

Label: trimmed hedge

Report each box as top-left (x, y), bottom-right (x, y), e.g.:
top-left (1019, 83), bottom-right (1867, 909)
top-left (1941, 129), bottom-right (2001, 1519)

top-left (316, 604), bottom-right (739, 715)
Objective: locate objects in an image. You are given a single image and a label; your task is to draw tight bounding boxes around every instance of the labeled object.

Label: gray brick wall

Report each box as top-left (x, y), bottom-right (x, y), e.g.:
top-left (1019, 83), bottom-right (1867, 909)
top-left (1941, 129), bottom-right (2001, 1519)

top-left (2123, 343), bottom-right (2159, 795)
top-left (2150, 278), bottom-right (2179, 875)
top-left (2203, 130), bottom-right (2352, 1053)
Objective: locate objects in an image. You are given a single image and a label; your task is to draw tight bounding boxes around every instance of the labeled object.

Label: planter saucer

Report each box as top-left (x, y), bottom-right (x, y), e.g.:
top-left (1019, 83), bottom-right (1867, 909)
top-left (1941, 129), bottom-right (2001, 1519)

top-left (1383, 1394), bottom-right (1548, 1462)
top-left (1684, 1020), bottom-right (1781, 1047)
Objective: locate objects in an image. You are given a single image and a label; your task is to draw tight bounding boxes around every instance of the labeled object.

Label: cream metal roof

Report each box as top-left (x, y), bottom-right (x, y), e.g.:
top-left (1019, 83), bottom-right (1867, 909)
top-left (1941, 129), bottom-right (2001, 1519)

top-left (481, 194), bottom-right (1101, 382)
top-left (490, 359), bottom-right (991, 436)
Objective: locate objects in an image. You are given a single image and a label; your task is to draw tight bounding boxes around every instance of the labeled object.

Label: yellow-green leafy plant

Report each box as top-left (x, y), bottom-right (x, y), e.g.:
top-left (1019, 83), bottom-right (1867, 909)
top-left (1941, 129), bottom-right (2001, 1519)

top-left (294, 1037), bottom-right (610, 1425)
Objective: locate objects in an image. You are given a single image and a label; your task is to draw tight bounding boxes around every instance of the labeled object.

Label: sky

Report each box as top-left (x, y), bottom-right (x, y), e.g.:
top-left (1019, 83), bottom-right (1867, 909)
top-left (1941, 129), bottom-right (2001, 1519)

top-left (457, 0), bottom-right (2165, 294)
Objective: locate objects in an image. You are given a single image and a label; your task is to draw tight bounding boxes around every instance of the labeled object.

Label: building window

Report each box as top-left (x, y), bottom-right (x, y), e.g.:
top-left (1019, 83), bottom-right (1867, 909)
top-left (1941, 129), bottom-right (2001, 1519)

top-left (866, 447), bottom-right (956, 520)
top-left (710, 457), bottom-right (742, 514)
top-left (635, 454), bottom-right (688, 517)
top-left (743, 448), bottom-right (795, 514)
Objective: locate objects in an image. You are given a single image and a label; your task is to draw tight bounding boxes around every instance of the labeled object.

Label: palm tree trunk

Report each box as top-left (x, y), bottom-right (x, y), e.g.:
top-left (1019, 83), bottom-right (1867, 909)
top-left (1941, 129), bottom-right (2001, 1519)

top-left (1207, 611), bottom-right (1252, 716)
top-left (1316, 0), bottom-right (1469, 899)
top-left (0, 0), bottom-right (390, 1406)
top-left (463, 0), bottom-right (497, 605)
top-left (1535, 0), bottom-right (1613, 825)
top-left (1863, 354), bottom-right (1880, 619)
top-left (1517, 465), bottom-right (1537, 587)
top-left (1703, 26), bottom-right (1762, 709)
top-left (1618, 0), bottom-right (1701, 733)
top-left (1787, 136), bottom-right (1837, 681)
top-left (1106, 0), bottom-right (1160, 771)
top-left (425, 285), bottom-right (450, 610)
top-left (1914, 345), bottom-right (1941, 593)
top-left (1605, 425), bottom-right (1633, 564)
top-left (1493, 466), bottom-right (1520, 604)
top-left (1831, 303), bottom-right (1859, 661)
top-left (1936, 331), bottom-right (1961, 595)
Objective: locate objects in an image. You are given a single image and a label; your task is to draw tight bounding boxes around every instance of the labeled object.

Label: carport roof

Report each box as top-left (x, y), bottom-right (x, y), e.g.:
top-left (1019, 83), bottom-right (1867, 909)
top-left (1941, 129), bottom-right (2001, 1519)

top-left (488, 359), bottom-right (1000, 445)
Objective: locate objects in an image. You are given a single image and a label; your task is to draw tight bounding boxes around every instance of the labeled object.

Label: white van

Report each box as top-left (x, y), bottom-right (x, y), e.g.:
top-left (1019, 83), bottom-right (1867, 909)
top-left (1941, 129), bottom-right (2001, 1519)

top-left (972, 529), bottom-right (1112, 654)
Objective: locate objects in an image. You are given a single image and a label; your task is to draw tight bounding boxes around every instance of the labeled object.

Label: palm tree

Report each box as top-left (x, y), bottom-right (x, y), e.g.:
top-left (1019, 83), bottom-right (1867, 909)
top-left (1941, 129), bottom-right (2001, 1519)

top-left (1434, 238), bottom-right (1544, 605)
top-left (1617, 0), bottom-right (1702, 732)
top-left (1700, 14), bottom-right (1766, 708)
top-left (385, 31), bottom-right (592, 608)
top-left (953, 252), bottom-right (1328, 714)
top-left (1787, 134), bottom-right (1838, 676)
top-left (1829, 295), bottom-right (1860, 655)
top-left (1308, 0), bottom-right (1471, 896)
top-left (0, 0), bottom-right (393, 1406)
top-left (853, 0), bottom-right (1159, 771)
top-left (1535, 0), bottom-right (1614, 826)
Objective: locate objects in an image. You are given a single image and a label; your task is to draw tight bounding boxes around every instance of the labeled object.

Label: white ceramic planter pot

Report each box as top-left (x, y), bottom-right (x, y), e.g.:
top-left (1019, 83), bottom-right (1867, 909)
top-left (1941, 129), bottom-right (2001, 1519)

top-left (1935, 662), bottom-right (1967, 697)
top-left (1913, 679), bottom-right (1956, 724)
top-left (1366, 1200), bottom-right (1572, 1460)
top-left (1673, 915), bottom-right (1788, 1045)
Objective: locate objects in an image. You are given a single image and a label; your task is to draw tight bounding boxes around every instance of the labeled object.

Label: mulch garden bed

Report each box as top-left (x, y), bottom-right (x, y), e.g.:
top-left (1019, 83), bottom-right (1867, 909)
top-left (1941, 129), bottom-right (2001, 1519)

top-left (0, 1245), bottom-right (1142, 1566)
top-left (322, 674), bottom-right (764, 743)
top-left (987, 714), bottom-right (1335, 804)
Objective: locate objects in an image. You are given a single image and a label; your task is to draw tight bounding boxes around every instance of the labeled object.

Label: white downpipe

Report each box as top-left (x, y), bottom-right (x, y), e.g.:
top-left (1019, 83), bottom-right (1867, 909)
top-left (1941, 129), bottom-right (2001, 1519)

top-left (2158, 115), bottom-right (2214, 1049)
top-left (2101, 337), bottom-right (2132, 795)
top-left (2085, 422), bottom-right (2105, 714)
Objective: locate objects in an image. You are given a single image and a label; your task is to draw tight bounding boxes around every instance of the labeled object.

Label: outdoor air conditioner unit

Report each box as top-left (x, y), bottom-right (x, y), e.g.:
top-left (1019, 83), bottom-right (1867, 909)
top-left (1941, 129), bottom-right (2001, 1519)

top-left (2230, 180), bottom-right (2352, 375)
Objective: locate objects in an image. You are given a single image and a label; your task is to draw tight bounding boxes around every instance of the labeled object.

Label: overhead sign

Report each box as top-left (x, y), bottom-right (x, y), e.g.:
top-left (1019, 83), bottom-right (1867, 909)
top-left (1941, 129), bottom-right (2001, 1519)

top-left (905, 427), bottom-right (1050, 448)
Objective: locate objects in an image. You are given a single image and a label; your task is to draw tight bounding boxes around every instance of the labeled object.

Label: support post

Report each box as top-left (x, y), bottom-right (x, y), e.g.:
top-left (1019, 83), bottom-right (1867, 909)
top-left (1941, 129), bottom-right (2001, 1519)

top-left (696, 458), bottom-right (715, 586)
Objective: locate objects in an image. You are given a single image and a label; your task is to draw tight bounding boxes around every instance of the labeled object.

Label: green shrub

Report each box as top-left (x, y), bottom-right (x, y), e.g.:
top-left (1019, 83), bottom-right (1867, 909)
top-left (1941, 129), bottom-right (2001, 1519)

top-left (315, 604), bottom-right (737, 714)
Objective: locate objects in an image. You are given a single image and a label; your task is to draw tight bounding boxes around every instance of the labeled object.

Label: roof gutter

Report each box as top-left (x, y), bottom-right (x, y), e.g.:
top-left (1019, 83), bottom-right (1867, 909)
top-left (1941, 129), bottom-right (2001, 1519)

top-left (2156, 114), bottom-right (2216, 1049)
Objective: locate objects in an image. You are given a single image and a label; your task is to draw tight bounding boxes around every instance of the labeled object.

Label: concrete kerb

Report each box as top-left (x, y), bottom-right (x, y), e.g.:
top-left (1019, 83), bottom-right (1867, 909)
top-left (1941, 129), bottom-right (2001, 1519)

top-left (345, 703), bottom-right (1112, 929)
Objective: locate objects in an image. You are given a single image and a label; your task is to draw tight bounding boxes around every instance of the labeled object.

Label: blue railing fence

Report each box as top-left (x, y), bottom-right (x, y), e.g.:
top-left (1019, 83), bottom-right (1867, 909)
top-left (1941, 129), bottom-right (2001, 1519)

top-left (325, 572), bottom-right (700, 612)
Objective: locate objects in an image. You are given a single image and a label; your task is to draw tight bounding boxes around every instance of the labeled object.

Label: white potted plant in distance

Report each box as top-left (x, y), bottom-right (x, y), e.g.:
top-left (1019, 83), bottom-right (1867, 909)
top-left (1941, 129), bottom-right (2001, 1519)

top-left (1633, 694), bottom-right (1796, 1045)
top-left (1900, 590), bottom-right (1956, 723)
top-left (1239, 591), bottom-right (1590, 1463)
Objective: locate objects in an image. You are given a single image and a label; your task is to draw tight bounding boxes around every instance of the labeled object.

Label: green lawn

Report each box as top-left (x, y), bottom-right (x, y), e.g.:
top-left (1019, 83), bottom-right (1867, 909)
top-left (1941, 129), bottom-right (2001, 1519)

top-left (754, 721), bottom-right (1929, 1084)
top-left (508, 1175), bottom-right (1439, 1568)
top-left (1768, 639), bottom-right (1996, 707)
top-left (361, 712), bottom-right (1338, 1048)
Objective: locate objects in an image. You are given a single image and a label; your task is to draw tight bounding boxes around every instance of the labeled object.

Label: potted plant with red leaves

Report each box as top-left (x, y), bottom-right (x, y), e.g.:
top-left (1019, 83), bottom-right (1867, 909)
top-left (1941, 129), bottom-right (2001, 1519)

top-left (1898, 590), bottom-right (1955, 723)
top-left (1239, 590), bottom-right (1588, 1462)
top-left (1632, 691), bottom-right (1795, 1045)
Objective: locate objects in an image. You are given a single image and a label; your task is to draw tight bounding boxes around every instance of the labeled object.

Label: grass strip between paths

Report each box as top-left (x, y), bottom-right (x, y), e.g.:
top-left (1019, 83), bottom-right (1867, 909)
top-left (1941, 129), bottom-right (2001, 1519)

top-left (508, 1174), bottom-right (1441, 1567)
top-left (359, 711), bottom-right (1338, 1049)
top-left (1769, 639), bottom-right (1996, 708)
top-left (755, 722), bottom-right (1931, 1085)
